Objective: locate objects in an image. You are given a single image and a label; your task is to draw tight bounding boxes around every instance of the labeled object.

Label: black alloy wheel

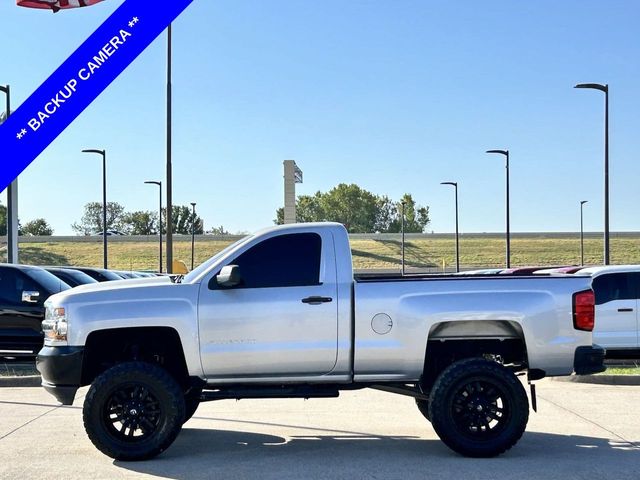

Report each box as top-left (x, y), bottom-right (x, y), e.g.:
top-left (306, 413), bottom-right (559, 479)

top-left (428, 357), bottom-right (529, 457)
top-left (83, 361), bottom-right (185, 461)
top-left (103, 383), bottom-right (162, 440)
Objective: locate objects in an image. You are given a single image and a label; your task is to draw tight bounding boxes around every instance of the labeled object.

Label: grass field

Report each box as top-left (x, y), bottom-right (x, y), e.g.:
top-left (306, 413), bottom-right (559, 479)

top-left (4, 233), bottom-right (640, 272)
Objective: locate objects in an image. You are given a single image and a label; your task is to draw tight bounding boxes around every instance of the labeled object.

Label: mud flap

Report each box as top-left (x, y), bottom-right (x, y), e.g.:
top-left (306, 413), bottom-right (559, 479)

top-left (529, 382), bottom-right (537, 412)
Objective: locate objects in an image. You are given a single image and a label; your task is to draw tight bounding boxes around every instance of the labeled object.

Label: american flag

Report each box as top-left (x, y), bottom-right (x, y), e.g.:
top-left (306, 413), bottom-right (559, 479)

top-left (16, 0), bottom-right (106, 12)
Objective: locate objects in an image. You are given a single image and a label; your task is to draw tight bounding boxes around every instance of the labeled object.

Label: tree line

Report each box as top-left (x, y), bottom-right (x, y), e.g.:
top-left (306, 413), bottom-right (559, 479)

top-left (275, 183), bottom-right (430, 233)
top-left (0, 203), bottom-right (54, 236)
top-left (2, 184), bottom-right (429, 237)
top-left (71, 202), bottom-right (206, 235)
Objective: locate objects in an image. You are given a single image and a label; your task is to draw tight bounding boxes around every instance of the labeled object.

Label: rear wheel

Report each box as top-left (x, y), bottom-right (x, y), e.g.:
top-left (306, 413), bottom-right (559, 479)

top-left (428, 357), bottom-right (528, 457)
top-left (83, 361), bottom-right (185, 461)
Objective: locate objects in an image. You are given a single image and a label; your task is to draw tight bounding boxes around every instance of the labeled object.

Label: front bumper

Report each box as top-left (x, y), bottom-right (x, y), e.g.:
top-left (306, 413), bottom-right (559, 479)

top-left (574, 345), bottom-right (606, 375)
top-left (36, 346), bottom-right (84, 405)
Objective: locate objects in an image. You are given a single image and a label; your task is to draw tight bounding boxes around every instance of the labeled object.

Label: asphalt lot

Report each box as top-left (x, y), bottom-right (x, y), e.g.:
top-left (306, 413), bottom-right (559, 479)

top-left (0, 379), bottom-right (639, 480)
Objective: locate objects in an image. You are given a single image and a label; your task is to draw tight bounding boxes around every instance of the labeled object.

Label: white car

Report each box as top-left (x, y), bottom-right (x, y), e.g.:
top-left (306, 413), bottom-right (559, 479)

top-left (575, 265), bottom-right (640, 358)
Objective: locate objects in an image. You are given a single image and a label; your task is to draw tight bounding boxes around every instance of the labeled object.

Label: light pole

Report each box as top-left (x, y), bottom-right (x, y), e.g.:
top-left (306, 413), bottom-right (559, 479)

top-left (441, 181), bottom-right (459, 272)
top-left (575, 83), bottom-right (609, 265)
top-left (486, 149), bottom-right (510, 268)
top-left (166, 25), bottom-right (174, 273)
top-left (1, 85), bottom-right (18, 264)
top-left (144, 181), bottom-right (163, 273)
top-left (400, 201), bottom-right (406, 276)
top-left (82, 149), bottom-right (107, 269)
top-left (190, 202), bottom-right (196, 270)
top-left (580, 200), bottom-right (588, 266)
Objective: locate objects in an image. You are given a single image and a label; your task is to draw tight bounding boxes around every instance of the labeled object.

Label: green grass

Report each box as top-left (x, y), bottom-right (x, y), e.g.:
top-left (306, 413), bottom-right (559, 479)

top-left (4, 234), bottom-right (640, 271)
top-left (601, 367), bottom-right (640, 375)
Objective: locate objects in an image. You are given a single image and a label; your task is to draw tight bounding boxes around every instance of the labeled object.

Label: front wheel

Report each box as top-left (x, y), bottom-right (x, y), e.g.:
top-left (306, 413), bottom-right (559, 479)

top-left (83, 361), bottom-right (185, 461)
top-left (428, 358), bottom-right (529, 457)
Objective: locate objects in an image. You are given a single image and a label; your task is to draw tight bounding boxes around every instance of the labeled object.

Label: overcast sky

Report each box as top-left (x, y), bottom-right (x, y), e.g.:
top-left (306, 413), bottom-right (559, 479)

top-left (1, 0), bottom-right (639, 235)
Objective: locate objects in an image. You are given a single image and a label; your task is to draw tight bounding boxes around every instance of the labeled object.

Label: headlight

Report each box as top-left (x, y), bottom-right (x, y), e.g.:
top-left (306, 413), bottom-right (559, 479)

top-left (42, 305), bottom-right (68, 345)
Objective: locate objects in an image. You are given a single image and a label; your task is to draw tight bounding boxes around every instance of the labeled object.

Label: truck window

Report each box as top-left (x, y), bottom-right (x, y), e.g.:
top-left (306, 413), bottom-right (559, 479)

top-left (25, 268), bottom-right (70, 294)
top-left (0, 267), bottom-right (43, 305)
top-left (226, 232), bottom-right (322, 289)
top-left (592, 273), bottom-right (638, 305)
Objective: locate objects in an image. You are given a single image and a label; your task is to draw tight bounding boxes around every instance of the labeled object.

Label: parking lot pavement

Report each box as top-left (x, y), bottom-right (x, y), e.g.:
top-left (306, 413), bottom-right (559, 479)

top-left (0, 380), bottom-right (639, 480)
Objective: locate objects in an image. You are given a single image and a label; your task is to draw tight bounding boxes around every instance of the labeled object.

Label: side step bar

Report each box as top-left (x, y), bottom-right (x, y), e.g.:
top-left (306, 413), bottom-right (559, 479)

top-left (370, 384), bottom-right (429, 401)
top-left (200, 384), bottom-right (341, 402)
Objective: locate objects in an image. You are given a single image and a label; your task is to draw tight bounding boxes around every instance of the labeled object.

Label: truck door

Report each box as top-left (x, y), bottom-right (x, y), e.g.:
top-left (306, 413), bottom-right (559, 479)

top-left (592, 272), bottom-right (639, 349)
top-left (198, 230), bottom-right (339, 378)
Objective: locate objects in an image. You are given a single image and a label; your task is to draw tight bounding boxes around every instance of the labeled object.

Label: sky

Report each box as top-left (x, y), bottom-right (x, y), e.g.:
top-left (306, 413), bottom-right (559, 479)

top-left (1, 0), bottom-right (639, 235)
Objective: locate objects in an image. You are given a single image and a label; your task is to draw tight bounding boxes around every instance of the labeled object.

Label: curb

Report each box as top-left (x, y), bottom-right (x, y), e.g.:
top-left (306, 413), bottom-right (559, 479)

top-left (0, 375), bottom-right (41, 388)
top-left (554, 375), bottom-right (640, 386)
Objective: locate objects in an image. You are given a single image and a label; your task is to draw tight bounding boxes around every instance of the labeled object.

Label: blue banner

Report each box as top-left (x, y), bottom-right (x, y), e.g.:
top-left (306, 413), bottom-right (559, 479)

top-left (0, 0), bottom-right (193, 193)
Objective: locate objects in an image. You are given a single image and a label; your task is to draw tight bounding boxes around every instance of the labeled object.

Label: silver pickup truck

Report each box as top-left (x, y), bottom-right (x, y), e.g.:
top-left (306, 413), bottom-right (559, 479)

top-left (37, 222), bottom-right (605, 460)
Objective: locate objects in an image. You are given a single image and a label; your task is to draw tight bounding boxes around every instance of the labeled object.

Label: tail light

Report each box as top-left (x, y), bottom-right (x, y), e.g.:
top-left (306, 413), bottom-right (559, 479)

top-left (573, 289), bottom-right (595, 331)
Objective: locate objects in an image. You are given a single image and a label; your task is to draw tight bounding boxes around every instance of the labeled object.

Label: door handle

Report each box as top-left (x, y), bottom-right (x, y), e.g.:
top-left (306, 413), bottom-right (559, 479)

top-left (617, 308), bottom-right (634, 312)
top-left (301, 296), bottom-right (333, 305)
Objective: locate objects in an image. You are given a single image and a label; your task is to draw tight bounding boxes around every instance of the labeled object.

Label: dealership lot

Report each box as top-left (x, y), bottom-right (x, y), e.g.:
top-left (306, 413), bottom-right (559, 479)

top-left (0, 379), bottom-right (639, 480)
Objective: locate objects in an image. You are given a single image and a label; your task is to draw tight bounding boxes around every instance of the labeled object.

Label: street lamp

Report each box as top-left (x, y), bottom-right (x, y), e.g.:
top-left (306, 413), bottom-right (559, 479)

top-left (574, 83), bottom-right (609, 265)
top-left (400, 201), bottom-right (406, 276)
top-left (190, 202), bottom-right (196, 270)
top-left (82, 149), bottom-right (107, 269)
top-left (144, 181), bottom-right (163, 273)
top-left (166, 25), bottom-right (174, 273)
top-left (486, 149), bottom-right (510, 268)
top-left (580, 200), bottom-right (588, 266)
top-left (1, 84), bottom-right (18, 264)
top-left (441, 182), bottom-right (459, 272)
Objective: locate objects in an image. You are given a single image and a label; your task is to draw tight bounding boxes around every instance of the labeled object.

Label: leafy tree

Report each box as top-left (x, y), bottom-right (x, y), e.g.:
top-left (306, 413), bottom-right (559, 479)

top-left (207, 225), bottom-right (229, 235)
top-left (388, 194), bottom-right (430, 233)
top-left (275, 192), bottom-right (324, 224)
top-left (373, 195), bottom-right (397, 233)
top-left (274, 184), bottom-right (430, 233)
top-left (20, 218), bottom-right (53, 236)
top-left (121, 210), bottom-right (158, 235)
top-left (0, 203), bottom-right (6, 236)
top-left (0, 202), bottom-right (22, 236)
top-left (161, 205), bottom-right (204, 235)
top-left (72, 201), bottom-right (125, 235)
top-left (320, 184), bottom-right (381, 232)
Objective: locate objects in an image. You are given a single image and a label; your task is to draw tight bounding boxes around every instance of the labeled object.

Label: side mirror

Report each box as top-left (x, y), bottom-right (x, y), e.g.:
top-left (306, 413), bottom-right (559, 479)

top-left (216, 265), bottom-right (242, 288)
top-left (22, 290), bottom-right (40, 304)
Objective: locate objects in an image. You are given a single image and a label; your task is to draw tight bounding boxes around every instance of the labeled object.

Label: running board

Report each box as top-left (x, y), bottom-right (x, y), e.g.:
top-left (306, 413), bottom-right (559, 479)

top-left (200, 384), bottom-right (341, 402)
top-left (370, 384), bottom-right (430, 401)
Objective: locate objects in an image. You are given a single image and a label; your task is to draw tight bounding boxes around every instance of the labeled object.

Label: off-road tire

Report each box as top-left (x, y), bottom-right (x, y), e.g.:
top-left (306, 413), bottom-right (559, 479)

top-left (83, 361), bottom-right (185, 461)
top-left (428, 357), bottom-right (528, 457)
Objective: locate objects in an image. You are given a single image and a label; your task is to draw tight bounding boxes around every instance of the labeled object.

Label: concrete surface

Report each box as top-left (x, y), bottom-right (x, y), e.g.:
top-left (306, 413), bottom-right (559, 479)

top-left (0, 380), bottom-right (639, 480)
top-left (557, 374), bottom-right (640, 386)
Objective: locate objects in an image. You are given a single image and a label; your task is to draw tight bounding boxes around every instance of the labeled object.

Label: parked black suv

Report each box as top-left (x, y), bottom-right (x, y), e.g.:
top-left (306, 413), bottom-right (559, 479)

top-left (0, 264), bottom-right (70, 358)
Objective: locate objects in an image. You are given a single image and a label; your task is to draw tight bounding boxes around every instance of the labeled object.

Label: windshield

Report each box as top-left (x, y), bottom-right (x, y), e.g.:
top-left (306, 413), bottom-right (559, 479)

top-left (26, 268), bottom-right (71, 293)
top-left (183, 236), bottom-right (251, 283)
